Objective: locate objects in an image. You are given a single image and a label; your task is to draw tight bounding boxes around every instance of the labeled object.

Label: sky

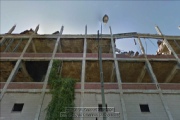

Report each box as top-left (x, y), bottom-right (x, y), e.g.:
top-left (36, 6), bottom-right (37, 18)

top-left (1, 1), bottom-right (180, 54)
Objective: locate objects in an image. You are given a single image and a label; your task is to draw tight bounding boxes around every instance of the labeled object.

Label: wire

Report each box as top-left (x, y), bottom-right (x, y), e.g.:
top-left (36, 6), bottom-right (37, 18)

top-left (148, 38), bottom-right (157, 48)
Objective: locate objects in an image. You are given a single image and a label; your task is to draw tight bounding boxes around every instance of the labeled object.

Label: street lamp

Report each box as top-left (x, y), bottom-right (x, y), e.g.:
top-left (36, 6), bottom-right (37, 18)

top-left (98, 14), bottom-right (109, 120)
top-left (102, 14), bottom-right (109, 24)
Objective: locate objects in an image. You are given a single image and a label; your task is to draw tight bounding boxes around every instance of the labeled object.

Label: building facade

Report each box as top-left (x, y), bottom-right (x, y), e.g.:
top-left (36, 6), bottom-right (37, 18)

top-left (0, 25), bottom-right (180, 120)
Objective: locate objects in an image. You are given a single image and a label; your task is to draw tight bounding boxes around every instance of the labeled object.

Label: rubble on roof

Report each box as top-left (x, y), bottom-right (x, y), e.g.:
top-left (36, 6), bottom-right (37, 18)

top-left (20, 28), bottom-right (35, 34)
top-left (52, 31), bottom-right (59, 34)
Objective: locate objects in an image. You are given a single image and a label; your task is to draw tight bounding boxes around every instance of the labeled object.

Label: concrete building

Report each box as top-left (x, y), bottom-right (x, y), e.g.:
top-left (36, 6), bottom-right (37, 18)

top-left (0, 25), bottom-right (180, 120)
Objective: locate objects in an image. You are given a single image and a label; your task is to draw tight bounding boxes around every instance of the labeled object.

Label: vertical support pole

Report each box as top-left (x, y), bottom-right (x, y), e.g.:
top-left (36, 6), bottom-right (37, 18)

top-left (137, 37), bottom-right (173, 120)
top-left (109, 26), bottom-right (127, 120)
top-left (137, 38), bottom-right (157, 83)
top-left (80, 25), bottom-right (87, 120)
top-left (137, 37), bottom-right (145, 55)
top-left (34, 26), bottom-right (64, 120)
top-left (98, 27), bottom-right (106, 120)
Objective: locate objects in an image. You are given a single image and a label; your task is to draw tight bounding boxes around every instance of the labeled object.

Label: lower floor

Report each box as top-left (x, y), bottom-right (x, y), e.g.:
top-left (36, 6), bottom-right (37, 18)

top-left (1, 92), bottom-right (180, 120)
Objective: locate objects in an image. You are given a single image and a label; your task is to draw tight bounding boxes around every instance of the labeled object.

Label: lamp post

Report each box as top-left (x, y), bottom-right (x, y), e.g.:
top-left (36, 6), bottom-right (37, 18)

top-left (98, 14), bottom-right (109, 120)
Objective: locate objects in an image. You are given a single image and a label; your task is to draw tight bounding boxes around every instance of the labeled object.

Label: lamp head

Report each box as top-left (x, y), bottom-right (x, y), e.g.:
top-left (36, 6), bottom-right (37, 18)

top-left (102, 14), bottom-right (109, 24)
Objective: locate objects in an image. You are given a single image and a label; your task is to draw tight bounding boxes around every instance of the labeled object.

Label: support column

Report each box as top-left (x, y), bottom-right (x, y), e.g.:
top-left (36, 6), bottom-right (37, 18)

top-left (34, 26), bottom-right (64, 120)
top-left (109, 26), bottom-right (127, 120)
top-left (137, 37), bottom-right (173, 120)
top-left (0, 25), bottom-right (39, 101)
top-left (80, 25), bottom-right (87, 120)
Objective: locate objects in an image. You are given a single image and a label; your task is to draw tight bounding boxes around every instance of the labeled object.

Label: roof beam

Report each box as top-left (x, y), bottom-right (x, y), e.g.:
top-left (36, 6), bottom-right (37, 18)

top-left (1, 33), bottom-right (180, 40)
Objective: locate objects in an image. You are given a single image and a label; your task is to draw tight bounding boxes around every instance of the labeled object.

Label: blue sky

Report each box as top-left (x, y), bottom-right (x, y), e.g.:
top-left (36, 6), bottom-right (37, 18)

top-left (1, 1), bottom-right (180, 54)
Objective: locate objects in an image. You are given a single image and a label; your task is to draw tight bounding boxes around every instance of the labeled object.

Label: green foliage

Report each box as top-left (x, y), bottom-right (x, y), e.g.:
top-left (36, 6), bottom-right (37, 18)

top-left (45, 60), bottom-right (76, 120)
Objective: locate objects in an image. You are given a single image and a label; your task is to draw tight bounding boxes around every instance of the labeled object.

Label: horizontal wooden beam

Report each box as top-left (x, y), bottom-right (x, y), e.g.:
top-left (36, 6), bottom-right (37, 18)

top-left (0, 33), bottom-right (180, 40)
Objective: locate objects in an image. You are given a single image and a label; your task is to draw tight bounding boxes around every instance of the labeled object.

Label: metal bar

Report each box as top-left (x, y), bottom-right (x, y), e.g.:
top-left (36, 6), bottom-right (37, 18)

top-left (34, 26), bottom-right (64, 120)
top-left (98, 28), bottom-right (106, 120)
top-left (151, 26), bottom-right (174, 120)
top-left (137, 37), bottom-right (145, 54)
top-left (137, 38), bottom-right (158, 83)
top-left (12, 39), bottom-right (23, 52)
top-left (4, 39), bottom-right (14, 52)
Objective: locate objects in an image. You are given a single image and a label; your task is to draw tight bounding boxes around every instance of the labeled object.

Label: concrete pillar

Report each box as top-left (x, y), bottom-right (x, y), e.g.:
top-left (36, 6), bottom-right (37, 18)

top-left (80, 25), bottom-right (87, 120)
top-left (34, 26), bottom-right (64, 120)
top-left (109, 26), bottom-right (127, 120)
top-left (137, 37), bottom-right (174, 120)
